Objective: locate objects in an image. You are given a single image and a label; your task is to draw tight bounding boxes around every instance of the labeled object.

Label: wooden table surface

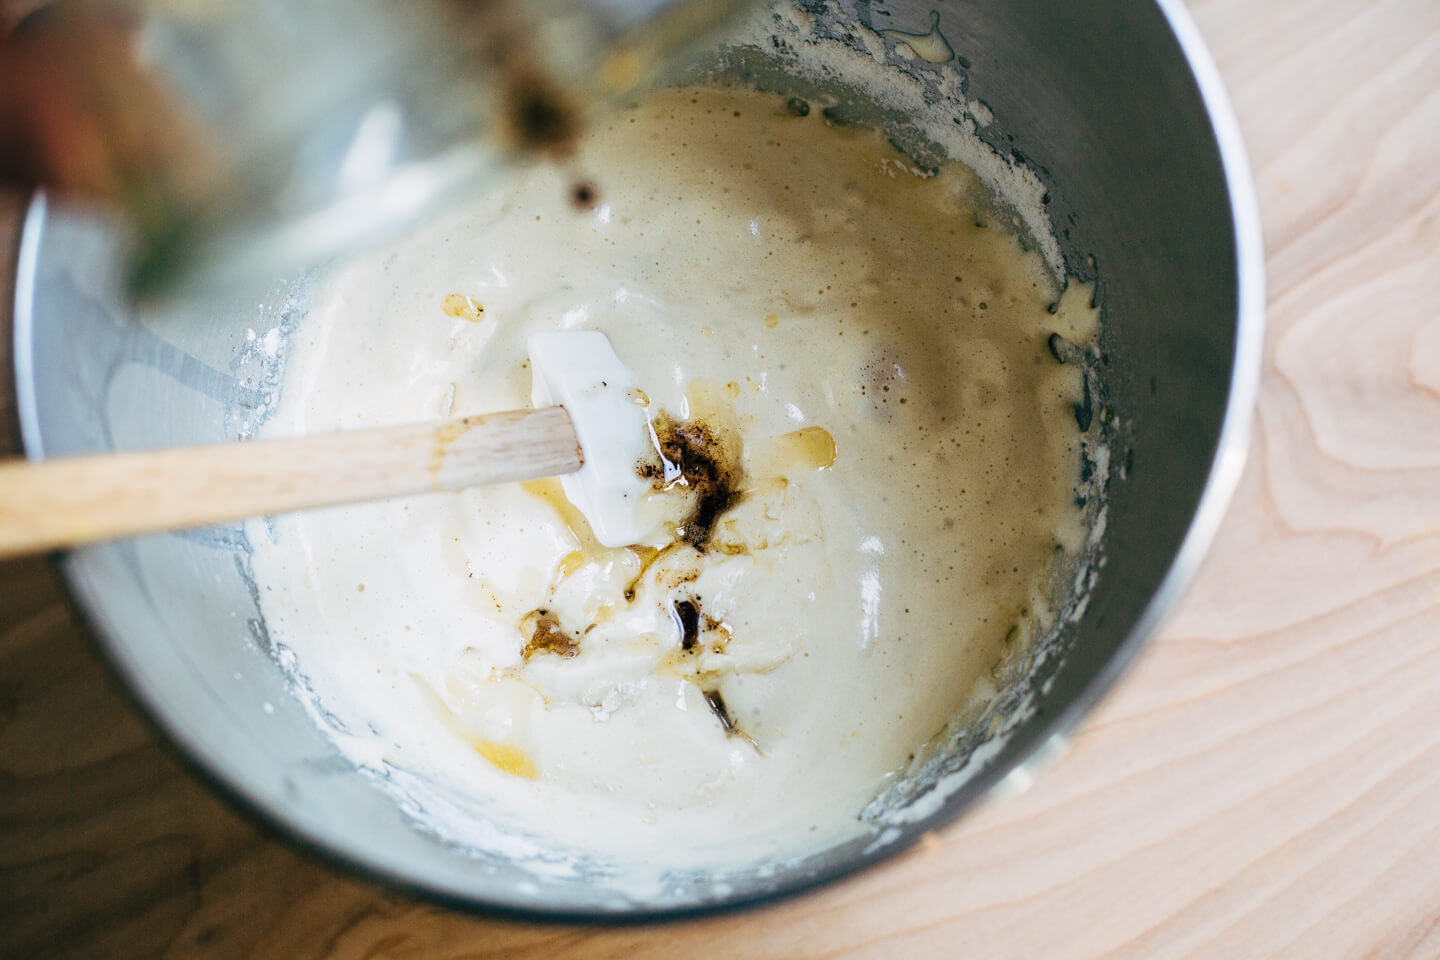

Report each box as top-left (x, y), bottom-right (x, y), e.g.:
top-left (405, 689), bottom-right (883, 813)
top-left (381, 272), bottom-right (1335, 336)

top-left (4, 0), bottom-right (1440, 956)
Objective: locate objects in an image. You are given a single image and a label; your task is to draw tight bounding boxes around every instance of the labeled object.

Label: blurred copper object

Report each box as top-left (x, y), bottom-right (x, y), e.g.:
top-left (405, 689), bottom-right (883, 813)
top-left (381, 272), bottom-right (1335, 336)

top-left (1, 0), bottom-right (749, 297)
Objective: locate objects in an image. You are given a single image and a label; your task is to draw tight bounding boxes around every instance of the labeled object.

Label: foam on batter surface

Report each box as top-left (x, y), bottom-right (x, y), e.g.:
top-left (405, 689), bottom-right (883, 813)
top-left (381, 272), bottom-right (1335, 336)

top-left (250, 86), bottom-right (1097, 878)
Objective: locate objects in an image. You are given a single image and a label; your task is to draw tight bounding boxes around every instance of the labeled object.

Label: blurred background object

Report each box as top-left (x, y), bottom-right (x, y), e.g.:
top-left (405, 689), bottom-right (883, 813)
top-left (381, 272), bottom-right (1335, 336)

top-left (0, 0), bottom-right (745, 297)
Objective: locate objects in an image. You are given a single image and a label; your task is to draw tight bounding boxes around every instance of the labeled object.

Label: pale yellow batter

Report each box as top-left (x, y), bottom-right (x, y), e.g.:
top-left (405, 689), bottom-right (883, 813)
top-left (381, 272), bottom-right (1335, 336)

top-left (250, 86), bottom-right (1097, 883)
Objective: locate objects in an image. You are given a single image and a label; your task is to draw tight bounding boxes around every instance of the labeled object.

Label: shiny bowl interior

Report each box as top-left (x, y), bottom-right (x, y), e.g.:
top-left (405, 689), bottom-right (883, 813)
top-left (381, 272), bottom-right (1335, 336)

top-left (7, 0), bottom-right (1262, 919)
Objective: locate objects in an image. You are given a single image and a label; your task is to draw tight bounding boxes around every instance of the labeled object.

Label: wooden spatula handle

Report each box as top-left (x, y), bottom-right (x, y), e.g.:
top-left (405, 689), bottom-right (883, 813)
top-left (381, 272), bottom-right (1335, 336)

top-left (0, 406), bottom-right (581, 559)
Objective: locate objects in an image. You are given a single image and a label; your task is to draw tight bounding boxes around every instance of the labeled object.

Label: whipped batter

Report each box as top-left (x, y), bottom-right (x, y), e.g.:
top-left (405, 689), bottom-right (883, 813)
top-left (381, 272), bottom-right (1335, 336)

top-left (251, 86), bottom-right (1098, 879)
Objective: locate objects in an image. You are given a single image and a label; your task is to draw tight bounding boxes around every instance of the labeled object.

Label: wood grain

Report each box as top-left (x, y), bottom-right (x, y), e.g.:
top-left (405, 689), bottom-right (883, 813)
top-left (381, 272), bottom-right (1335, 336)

top-left (2, 0), bottom-right (1440, 956)
top-left (0, 406), bottom-right (581, 559)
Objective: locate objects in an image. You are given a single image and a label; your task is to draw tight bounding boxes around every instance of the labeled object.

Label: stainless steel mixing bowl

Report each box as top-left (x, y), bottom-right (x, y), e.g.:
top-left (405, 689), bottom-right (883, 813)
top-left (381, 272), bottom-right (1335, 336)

top-left (4, 0), bottom-right (1263, 919)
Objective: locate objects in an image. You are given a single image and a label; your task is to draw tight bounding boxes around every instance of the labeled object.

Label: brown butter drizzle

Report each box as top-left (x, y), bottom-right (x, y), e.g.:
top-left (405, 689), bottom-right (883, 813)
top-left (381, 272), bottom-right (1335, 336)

top-left (520, 608), bottom-right (580, 659)
top-left (637, 410), bottom-right (743, 550)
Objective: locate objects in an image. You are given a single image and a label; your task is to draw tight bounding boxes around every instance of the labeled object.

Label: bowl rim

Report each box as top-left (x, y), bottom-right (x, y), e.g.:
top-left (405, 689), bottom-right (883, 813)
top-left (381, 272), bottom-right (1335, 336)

top-left (6, 0), bottom-right (1265, 924)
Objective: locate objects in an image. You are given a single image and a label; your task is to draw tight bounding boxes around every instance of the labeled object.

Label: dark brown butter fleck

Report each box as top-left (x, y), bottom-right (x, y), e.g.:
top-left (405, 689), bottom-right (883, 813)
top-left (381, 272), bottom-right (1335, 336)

top-left (703, 688), bottom-right (738, 735)
top-left (570, 180), bottom-right (598, 209)
top-left (673, 598), bottom-right (701, 650)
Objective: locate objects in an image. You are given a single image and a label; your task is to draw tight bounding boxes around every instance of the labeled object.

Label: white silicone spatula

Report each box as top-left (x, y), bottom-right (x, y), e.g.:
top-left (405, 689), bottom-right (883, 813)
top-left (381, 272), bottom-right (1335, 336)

top-left (0, 330), bottom-right (655, 560)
